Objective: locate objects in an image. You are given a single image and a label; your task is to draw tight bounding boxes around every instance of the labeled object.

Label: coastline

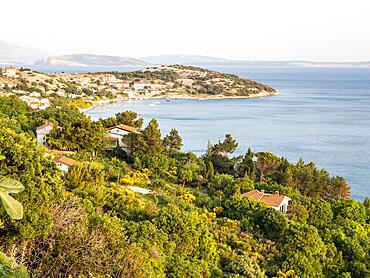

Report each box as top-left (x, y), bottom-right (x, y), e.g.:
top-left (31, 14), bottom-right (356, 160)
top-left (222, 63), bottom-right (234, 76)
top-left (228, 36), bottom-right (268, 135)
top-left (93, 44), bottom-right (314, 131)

top-left (82, 90), bottom-right (279, 113)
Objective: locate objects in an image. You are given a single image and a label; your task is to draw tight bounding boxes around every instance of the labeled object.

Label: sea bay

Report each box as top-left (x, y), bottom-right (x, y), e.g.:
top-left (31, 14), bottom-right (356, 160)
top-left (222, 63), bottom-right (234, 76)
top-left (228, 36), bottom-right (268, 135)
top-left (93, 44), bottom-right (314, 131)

top-left (87, 67), bottom-right (370, 200)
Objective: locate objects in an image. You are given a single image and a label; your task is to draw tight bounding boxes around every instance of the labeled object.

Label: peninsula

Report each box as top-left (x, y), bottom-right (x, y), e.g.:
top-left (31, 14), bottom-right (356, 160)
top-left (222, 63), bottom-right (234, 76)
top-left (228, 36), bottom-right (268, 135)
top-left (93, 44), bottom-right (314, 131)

top-left (0, 65), bottom-right (277, 111)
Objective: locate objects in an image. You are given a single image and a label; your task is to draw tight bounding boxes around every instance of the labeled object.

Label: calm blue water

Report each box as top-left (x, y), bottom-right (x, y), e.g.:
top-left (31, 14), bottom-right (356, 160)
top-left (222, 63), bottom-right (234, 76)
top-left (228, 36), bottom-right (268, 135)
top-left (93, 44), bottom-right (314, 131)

top-left (87, 67), bottom-right (370, 200)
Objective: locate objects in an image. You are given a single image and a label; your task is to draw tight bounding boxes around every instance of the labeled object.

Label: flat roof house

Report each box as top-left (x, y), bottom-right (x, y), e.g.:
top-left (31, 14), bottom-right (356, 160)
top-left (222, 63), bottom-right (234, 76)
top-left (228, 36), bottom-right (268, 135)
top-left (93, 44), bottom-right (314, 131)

top-left (242, 189), bottom-right (291, 213)
top-left (110, 81), bottom-right (132, 89)
top-left (1, 67), bottom-right (17, 78)
top-left (132, 81), bottom-right (146, 91)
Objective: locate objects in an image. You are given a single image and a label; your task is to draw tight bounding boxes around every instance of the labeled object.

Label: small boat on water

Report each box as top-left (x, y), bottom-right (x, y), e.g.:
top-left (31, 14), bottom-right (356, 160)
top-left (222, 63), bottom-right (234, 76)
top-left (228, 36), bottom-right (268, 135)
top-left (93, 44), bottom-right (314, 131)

top-left (166, 98), bottom-right (171, 102)
top-left (149, 101), bottom-right (160, 106)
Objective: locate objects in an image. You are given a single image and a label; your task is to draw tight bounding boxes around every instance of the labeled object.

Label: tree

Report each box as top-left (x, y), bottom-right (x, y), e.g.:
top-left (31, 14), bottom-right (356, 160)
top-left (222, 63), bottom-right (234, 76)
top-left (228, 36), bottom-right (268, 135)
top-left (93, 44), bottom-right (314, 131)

top-left (255, 152), bottom-right (281, 182)
top-left (115, 111), bottom-right (143, 128)
top-left (305, 198), bottom-right (333, 228)
top-left (275, 158), bottom-right (293, 186)
top-left (206, 161), bottom-right (215, 179)
top-left (279, 223), bottom-right (326, 277)
top-left (226, 255), bottom-right (265, 277)
top-left (204, 134), bottom-right (240, 175)
top-left (236, 148), bottom-right (256, 180)
top-left (138, 119), bottom-right (164, 154)
top-left (253, 206), bottom-right (288, 240)
top-left (212, 133), bottom-right (238, 156)
top-left (0, 126), bottom-right (62, 237)
top-left (163, 128), bottom-right (183, 155)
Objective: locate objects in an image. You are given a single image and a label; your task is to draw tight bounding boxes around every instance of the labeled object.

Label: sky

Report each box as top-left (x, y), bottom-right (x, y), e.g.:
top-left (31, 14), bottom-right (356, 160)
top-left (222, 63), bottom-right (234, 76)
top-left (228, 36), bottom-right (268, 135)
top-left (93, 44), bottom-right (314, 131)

top-left (1, 0), bottom-right (370, 61)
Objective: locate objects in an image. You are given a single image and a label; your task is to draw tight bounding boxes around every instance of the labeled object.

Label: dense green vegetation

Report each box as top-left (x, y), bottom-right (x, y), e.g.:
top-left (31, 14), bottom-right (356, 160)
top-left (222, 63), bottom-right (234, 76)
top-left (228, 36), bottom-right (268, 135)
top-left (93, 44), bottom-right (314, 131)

top-left (0, 95), bottom-right (369, 277)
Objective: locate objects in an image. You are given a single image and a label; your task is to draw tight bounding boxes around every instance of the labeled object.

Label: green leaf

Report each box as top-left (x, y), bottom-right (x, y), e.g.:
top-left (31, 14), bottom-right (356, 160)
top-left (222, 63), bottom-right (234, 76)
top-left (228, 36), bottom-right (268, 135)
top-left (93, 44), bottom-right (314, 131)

top-left (0, 176), bottom-right (25, 193)
top-left (0, 176), bottom-right (24, 220)
top-left (0, 192), bottom-right (24, 220)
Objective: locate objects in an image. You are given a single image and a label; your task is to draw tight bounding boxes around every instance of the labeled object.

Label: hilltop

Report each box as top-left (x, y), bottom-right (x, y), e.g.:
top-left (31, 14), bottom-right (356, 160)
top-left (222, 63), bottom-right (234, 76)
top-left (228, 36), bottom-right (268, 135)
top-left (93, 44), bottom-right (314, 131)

top-left (114, 65), bottom-right (277, 98)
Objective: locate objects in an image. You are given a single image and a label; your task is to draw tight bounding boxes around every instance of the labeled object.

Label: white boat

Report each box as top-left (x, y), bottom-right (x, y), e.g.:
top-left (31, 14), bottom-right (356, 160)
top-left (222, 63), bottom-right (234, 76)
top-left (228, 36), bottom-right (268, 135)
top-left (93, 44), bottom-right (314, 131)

top-left (149, 101), bottom-right (160, 106)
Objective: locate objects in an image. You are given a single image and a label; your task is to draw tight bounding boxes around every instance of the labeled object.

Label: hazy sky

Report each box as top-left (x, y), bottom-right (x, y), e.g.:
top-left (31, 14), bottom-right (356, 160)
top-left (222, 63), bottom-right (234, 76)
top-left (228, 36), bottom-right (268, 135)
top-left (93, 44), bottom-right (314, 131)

top-left (1, 0), bottom-right (369, 61)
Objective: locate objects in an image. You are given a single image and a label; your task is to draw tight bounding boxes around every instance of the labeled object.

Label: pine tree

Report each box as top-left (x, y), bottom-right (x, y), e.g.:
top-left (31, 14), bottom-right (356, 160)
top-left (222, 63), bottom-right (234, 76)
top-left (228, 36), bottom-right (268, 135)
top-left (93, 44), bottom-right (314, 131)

top-left (213, 134), bottom-right (238, 156)
top-left (163, 128), bottom-right (183, 155)
top-left (237, 148), bottom-right (256, 180)
top-left (141, 119), bottom-right (164, 154)
top-left (115, 111), bottom-right (143, 128)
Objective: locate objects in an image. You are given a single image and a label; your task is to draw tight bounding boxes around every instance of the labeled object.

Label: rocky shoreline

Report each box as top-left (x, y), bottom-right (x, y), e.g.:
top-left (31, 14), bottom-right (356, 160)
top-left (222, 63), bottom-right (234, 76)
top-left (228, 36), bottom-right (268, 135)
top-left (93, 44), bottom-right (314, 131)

top-left (82, 89), bottom-right (279, 113)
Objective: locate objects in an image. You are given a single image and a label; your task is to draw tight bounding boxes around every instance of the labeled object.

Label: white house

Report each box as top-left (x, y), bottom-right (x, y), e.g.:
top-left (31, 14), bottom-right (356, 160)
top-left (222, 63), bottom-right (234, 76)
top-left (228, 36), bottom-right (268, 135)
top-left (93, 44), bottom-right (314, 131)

top-left (100, 75), bottom-right (117, 84)
top-left (132, 81), bottom-right (146, 91)
top-left (29, 91), bottom-right (41, 98)
top-left (110, 81), bottom-right (132, 89)
top-left (54, 156), bottom-right (77, 173)
top-left (242, 189), bottom-right (291, 213)
top-left (1, 67), bottom-right (17, 78)
top-left (36, 122), bottom-right (54, 146)
top-left (21, 96), bottom-right (50, 110)
top-left (108, 124), bottom-right (138, 150)
top-left (38, 98), bottom-right (50, 110)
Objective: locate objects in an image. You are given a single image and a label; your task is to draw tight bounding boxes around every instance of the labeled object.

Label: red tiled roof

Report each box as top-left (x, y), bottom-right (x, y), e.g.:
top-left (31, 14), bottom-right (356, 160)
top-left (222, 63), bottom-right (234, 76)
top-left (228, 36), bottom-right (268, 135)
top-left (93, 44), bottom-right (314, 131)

top-left (54, 156), bottom-right (77, 167)
top-left (242, 189), bottom-right (290, 207)
top-left (113, 81), bottom-right (131, 84)
top-left (109, 124), bottom-right (137, 132)
top-left (36, 122), bottom-right (54, 131)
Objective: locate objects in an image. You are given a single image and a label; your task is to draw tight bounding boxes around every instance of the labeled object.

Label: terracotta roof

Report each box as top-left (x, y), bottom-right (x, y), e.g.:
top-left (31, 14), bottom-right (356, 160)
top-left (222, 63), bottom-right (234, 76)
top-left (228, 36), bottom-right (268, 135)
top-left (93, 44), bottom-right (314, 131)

top-left (36, 122), bottom-right (54, 131)
top-left (109, 124), bottom-right (137, 132)
top-left (242, 189), bottom-right (290, 207)
top-left (113, 81), bottom-right (131, 84)
top-left (46, 149), bottom-right (77, 155)
top-left (54, 156), bottom-right (77, 167)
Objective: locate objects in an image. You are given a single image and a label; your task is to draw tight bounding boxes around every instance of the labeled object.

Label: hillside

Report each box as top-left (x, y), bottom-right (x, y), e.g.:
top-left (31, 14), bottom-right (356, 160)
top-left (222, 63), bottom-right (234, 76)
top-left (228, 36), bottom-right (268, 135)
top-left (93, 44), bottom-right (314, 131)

top-left (34, 54), bottom-right (148, 67)
top-left (115, 65), bottom-right (277, 98)
top-left (0, 95), bottom-right (368, 277)
top-left (0, 65), bottom-right (277, 112)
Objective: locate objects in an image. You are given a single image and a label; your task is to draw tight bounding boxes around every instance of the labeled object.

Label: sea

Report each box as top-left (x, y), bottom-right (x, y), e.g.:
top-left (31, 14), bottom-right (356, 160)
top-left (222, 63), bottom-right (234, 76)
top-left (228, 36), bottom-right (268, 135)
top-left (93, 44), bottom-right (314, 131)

top-left (77, 66), bottom-right (369, 201)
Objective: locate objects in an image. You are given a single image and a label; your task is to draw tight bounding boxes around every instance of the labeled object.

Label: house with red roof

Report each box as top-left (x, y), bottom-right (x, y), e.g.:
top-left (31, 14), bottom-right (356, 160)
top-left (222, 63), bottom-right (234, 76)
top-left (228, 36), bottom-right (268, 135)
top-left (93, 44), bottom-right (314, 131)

top-left (54, 156), bottom-right (77, 173)
top-left (242, 189), bottom-right (291, 213)
top-left (110, 81), bottom-right (132, 89)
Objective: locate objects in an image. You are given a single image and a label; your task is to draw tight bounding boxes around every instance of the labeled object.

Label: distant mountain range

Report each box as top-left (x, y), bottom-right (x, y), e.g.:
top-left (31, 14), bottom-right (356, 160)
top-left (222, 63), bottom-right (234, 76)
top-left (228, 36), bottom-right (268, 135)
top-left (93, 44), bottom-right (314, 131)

top-left (141, 55), bottom-right (370, 68)
top-left (0, 40), bottom-right (48, 64)
top-left (1, 40), bottom-right (370, 68)
top-left (34, 54), bottom-right (147, 67)
top-left (140, 54), bottom-right (231, 65)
